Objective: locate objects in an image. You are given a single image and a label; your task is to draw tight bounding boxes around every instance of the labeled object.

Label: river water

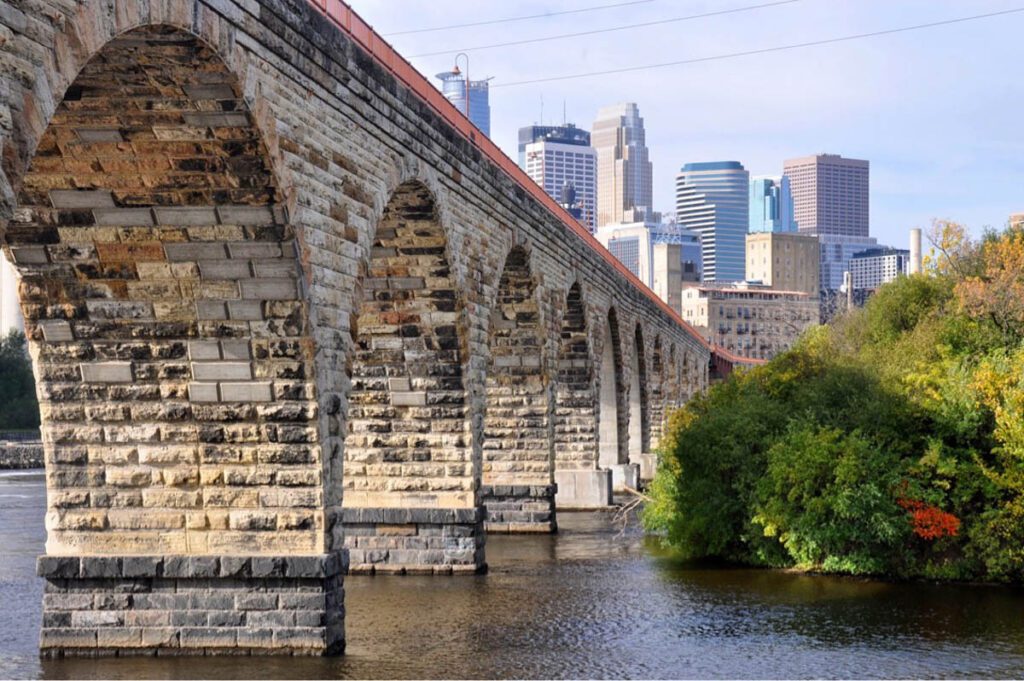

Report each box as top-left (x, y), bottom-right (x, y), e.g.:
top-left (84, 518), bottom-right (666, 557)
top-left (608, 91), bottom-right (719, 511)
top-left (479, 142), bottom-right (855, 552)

top-left (2, 470), bottom-right (1024, 679)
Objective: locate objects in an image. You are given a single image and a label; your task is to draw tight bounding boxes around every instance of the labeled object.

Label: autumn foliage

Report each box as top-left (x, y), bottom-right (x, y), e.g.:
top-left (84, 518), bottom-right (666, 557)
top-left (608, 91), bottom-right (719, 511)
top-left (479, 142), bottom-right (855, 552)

top-left (897, 498), bottom-right (960, 540)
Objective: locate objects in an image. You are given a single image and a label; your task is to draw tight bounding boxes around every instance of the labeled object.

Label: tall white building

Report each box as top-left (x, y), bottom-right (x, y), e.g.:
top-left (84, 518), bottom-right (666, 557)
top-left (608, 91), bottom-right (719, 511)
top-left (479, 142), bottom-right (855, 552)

top-left (850, 247), bottom-right (909, 291)
top-left (675, 161), bottom-right (749, 283)
top-left (524, 137), bottom-right (597, 231)
top-left (592, 103), bottom-right (654, 228)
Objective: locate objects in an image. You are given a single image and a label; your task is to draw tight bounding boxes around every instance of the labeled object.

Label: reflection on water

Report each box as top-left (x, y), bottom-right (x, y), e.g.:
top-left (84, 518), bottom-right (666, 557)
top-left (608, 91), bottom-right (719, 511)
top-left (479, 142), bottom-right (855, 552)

top-left (1, 472), bottom-right (1023, 679)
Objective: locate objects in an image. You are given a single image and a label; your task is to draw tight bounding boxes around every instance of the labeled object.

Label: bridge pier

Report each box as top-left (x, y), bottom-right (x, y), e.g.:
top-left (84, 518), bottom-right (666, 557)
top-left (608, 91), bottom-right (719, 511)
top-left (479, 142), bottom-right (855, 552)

top-left (38, 554), bottom-right (345, 657)
top-left (341, 509), bottom-right (484, 574)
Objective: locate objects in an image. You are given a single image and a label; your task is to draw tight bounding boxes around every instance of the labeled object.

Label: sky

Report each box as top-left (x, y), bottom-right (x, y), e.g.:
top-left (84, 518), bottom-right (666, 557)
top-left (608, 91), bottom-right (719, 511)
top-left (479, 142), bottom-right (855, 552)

top-left (347, 0), bottom-right (1024, 248)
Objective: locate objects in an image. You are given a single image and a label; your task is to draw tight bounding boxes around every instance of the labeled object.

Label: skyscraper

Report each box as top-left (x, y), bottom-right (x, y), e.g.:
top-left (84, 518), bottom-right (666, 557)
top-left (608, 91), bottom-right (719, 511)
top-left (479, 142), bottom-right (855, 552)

top-left (675, 161), bottom-right (750, 282)
top-left (522, 125), bottom-right (597, 231)
top-left (435, 67), bottom-right (491, 136)
top-left (783, 154), bottom-right (869, 237)
top-left (592, 103), bottom-right (654, 227)
top-left (749, 175), bottom-right (796, 233)
top-left (517, 123), bottom-right (591, 168)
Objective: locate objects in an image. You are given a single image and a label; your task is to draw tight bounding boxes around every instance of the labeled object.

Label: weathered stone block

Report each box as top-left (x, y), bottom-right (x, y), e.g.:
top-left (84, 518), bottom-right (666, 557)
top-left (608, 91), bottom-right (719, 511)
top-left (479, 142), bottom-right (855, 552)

top-left (80, 362), bottom-right (133, 383)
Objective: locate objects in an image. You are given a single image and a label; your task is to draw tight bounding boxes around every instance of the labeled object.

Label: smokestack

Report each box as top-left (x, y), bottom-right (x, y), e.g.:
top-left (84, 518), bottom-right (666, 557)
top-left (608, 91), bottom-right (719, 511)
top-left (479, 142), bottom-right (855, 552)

top-left (909, 228), bottom-right (922, 275)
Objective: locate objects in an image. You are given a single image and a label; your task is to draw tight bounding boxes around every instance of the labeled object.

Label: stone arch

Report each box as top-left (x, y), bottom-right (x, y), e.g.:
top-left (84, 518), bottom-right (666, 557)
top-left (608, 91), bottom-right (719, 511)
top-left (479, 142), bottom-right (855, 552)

top-left (628, 323), bottom-right (650, 461)
top-left (552, 282), bottom-right (593, 468)
top-left (481, 244), bottom-right (554, 532)
top-left (10, 23), bottom-right (343, 656)
top-left (598, 308), bottom-right (625, 468)
top-left (552, 282), bottom-right (609, 508)
top-left (649, 336), bottom-right (665, 446)
top-left (341, 179), bottom-right (482, 573)
top-left (11, 23), bottom-right (324, 556)
top-left (668, 344), bottom-right (680, 410)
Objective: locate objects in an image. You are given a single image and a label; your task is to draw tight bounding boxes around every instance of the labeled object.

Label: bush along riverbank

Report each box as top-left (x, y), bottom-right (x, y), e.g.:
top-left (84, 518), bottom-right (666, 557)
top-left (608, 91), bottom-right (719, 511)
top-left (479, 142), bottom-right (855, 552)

top-left (644, 222), bottom-right (1024, 583)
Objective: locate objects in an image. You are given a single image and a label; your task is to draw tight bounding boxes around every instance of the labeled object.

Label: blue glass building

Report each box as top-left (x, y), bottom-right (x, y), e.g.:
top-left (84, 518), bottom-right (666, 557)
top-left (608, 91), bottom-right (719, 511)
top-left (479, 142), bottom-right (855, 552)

top-left (436, 69), bottom-right (491, 137)
top-left (674, 161), bottom-right (750, 282)
top-left (749, 176), bottom-right (796, 233)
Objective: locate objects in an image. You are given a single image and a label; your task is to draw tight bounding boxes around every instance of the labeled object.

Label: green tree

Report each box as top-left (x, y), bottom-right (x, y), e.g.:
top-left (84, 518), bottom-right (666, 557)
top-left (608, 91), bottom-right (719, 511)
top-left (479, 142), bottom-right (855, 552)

top-left (0, 330), bottom-right (40, 431)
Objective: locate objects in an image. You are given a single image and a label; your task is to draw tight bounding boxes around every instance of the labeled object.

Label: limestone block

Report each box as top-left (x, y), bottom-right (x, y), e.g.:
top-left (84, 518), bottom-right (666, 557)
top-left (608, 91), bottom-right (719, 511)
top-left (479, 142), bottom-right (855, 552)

top-left (80, 362), bottom-right (132, 383)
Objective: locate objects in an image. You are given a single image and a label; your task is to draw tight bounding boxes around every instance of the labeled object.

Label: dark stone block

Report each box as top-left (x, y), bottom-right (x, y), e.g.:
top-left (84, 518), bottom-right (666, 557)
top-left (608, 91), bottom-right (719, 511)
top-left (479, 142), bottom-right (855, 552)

top-left (122, 556), bottom-right (162, 578)
top-left (80, 557), bottom-right (121, 578)
top-left (285, 556), bottom-right (324, 578)
top-left (37, 556), bottom-right (80, 578)
top-left (251, 557), bottom-right (287, 578)
top-left (161, 556), bottom-right (190, 579)
top-left (188, 556), bottom-right (220, 578)
top-left (219, 556), bottom-right (251, 578)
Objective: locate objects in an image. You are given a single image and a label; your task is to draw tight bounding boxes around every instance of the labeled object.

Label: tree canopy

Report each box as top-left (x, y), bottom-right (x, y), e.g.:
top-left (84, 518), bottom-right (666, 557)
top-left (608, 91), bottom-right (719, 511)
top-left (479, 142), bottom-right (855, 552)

top-left (645, 223), bottom-right (1024, 582)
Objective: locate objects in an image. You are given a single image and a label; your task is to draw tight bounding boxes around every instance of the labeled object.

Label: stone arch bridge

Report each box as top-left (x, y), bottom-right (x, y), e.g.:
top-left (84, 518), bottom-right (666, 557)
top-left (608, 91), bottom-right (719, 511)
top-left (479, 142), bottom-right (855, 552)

top-left (0, 0), bottom-right (748, 657)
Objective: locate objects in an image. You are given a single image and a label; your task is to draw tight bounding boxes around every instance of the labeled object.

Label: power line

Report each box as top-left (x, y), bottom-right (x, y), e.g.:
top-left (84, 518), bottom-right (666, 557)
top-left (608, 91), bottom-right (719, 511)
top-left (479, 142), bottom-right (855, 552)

top-left (409, 0), bottom-right (799, 59)
top-left (492, 6), bottom-right (1024, 88)
top-left (385, 0), bottom-right (656, 36)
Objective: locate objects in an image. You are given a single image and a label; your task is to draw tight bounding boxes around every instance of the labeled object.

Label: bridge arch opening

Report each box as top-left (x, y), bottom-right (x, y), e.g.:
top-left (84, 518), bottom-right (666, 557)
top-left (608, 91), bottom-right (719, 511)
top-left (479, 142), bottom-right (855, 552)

top-left (552, 283), bottom-right (608, 508)
top-left (481, 245), bottom-right (554, 532)
top-left (10, 24), bottom-right (338, 655)
top-left (649, 336), bottom-right (665, 447)
top-left (598, 309), bottom-right (625, 469)
top-left (628, 324), bottom-right (649, 462)
top-left (342, 179), bottom-right (482, 573)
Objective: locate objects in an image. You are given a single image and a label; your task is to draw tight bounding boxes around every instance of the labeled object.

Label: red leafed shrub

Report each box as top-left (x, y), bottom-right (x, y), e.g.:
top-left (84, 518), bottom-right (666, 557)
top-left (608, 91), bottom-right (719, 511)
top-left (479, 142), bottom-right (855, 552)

top-left (897, 498), bottom-right (960, 540)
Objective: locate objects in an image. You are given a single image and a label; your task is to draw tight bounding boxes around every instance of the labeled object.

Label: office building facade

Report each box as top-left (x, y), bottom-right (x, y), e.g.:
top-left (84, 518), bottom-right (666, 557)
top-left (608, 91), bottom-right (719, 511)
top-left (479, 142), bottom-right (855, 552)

top-left (817, 234), bottom-right (879, 291)
top-left (783, 154), bottom-right (869, 238)
top-left (524, 136), bottom-right (597, 231)
top-left (746, 231), bottom-right (820, 296)
top-left (749, 175), bottom-right (796, 233)
top-left (675, 161), bottom-right (749, 283)
top-left (592, 103), bottom-right (654, 227)
top-left (436, 68), bottom-right (491, 136)
top-left (595, 221), bottom-right (699, 310)
top-left (681, 282), bottom-right (818, 360)
top-left (517, 124), bottom-right (591, 168)
top-left (850, 247), bottom-right (909, 291)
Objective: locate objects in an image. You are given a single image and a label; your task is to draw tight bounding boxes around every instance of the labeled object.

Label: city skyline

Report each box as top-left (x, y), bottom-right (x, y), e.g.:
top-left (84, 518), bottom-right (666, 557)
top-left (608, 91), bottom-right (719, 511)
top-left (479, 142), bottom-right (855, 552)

top-left (350, 0), bottom-right (1024, 248)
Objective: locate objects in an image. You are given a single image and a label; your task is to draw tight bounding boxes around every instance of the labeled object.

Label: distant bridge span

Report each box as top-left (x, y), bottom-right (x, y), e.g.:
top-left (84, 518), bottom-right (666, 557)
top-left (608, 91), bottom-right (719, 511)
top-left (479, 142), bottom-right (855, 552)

top-left (0, 0), bottom-right (755, 656)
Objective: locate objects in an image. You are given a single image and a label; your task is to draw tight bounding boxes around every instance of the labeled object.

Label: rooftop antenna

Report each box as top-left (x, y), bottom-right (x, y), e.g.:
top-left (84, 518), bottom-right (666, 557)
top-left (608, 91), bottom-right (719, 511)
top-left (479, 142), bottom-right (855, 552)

top-left (563, 99), bottom-right (566, 126)
top-left (454, 53), bottom-right (469, 120)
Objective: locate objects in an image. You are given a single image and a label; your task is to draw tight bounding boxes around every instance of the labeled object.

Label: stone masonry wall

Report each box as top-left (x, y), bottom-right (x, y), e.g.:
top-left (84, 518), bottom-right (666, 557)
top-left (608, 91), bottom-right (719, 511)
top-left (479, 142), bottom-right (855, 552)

top-left (12, 26), bottom-right (324, 558)
top-left (0, 0), bottom-right (712, 655)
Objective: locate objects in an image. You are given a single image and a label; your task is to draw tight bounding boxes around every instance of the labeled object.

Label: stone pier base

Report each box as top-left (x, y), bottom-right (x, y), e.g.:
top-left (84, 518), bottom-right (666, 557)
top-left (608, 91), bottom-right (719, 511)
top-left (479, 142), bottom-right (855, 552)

top-left (609, 463), bottom-right (641, 492)
top-left (554, 469), bottom-right (612, 509)
top-left (37, 554), bottom-right (345, 657)
top-left (632, 453), bottom-right (658, 482)
top-left (481, 484), bottom-right (556, 533)
top-left (340, 508), bottom-right (485, 574)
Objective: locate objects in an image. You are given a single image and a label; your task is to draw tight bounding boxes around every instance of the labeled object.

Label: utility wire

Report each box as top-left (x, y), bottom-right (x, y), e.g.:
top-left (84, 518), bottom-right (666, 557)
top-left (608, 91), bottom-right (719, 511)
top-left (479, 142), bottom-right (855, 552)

top-left (492, 6), bottom-right (1024, 88)
top-left (385, 0), bottom-right (656, 36)
top-left (409, 0), bottom-right (799, 58)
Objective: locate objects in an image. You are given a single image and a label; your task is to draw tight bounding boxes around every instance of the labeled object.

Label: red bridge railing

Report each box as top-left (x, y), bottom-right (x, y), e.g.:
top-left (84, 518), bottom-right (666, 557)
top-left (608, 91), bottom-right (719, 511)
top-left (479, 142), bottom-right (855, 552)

top-left (303, 0), bottom-right (765, 368)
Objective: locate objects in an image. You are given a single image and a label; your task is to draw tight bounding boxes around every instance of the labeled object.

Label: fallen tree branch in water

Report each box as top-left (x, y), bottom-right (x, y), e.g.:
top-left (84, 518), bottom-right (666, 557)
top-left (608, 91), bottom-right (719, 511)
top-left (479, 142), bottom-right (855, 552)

top-left (613, 486), bottom-right (652, 536)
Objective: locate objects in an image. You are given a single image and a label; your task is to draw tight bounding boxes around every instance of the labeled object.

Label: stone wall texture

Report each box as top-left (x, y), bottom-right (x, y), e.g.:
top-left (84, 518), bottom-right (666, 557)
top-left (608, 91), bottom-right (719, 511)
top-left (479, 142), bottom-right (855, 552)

top-left (0, 440), bottom-right (44, 468)
top-left (0, 0), bottom-right (712, 655)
